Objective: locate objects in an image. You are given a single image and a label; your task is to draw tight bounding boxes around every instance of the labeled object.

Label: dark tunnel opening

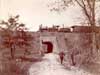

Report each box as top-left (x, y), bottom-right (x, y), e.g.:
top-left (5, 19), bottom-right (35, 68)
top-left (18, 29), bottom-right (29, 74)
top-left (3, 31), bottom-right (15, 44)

top-left (42, 41), bottom-right (53, 53)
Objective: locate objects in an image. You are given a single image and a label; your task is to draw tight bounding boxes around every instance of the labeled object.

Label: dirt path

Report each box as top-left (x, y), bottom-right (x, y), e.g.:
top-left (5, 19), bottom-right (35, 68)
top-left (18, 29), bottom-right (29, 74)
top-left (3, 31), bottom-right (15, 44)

top-left (29, 53), bottom-right (92, 75)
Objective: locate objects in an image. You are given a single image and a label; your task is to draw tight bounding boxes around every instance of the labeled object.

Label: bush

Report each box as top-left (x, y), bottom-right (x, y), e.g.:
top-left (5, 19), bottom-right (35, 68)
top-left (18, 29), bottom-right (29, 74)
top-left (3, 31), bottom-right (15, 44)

top-left (0, 59), bottom-right (28, 75)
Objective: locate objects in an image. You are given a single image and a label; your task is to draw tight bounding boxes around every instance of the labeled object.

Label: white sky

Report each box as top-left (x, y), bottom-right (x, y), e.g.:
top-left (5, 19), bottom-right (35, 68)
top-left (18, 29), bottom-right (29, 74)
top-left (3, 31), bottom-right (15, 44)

top-left (0, 0), bottom-right (93, 31)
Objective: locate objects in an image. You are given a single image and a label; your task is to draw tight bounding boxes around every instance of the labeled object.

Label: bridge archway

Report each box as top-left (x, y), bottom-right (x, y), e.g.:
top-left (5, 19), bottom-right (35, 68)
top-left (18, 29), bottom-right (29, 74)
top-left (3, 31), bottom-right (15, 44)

top-left (42, 41), bottom-right (53, 53)
top-left (40, 36), bottom-right (59, 53)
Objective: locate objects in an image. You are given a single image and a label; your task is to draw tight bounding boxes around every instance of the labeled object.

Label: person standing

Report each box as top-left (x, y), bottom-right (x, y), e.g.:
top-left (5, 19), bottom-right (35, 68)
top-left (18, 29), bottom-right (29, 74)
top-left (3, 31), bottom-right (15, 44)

top-left (59, 51), bottom-right (65, 64)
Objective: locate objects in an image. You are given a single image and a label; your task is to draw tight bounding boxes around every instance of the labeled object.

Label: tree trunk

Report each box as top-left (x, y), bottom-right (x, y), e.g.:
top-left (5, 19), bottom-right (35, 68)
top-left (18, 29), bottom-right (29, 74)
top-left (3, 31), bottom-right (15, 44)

top-left (91, 0), bottom-right (97, 57)
top-left (11, 46), bottom-right (14, 59)
top-left (71, 54), bottom-right (75, 66)
top-left (92, 32), bottom-right (97, 56)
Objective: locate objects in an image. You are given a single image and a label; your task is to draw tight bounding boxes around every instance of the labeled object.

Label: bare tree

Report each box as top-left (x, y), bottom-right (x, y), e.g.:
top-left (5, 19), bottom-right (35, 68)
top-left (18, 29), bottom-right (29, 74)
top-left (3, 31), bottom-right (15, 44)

top-left (48, 0), bottom-right (100, 65)
top-left (49, 0), bottom-right (100, 26)
top-left (49, 0), bottom-right (100, 41)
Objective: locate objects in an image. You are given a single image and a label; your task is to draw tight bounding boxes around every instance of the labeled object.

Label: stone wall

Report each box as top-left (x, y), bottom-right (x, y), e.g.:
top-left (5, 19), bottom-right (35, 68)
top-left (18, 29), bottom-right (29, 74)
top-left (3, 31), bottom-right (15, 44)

top-left (40, 32), bottom-right (93, 54)
top-left (40, 32), bottom-right (94, 66)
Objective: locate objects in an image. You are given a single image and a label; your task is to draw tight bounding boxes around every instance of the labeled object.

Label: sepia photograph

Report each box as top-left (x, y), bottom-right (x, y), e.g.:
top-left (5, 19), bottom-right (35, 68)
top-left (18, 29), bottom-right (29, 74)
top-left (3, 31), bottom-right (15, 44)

top-left (0, 0), bottom-right (100, 75)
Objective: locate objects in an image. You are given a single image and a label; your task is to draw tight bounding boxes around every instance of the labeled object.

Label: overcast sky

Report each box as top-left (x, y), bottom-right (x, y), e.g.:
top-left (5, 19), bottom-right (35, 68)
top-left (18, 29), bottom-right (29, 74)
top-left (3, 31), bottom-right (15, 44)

top-left (0, 0), bottom-right (89, 31)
